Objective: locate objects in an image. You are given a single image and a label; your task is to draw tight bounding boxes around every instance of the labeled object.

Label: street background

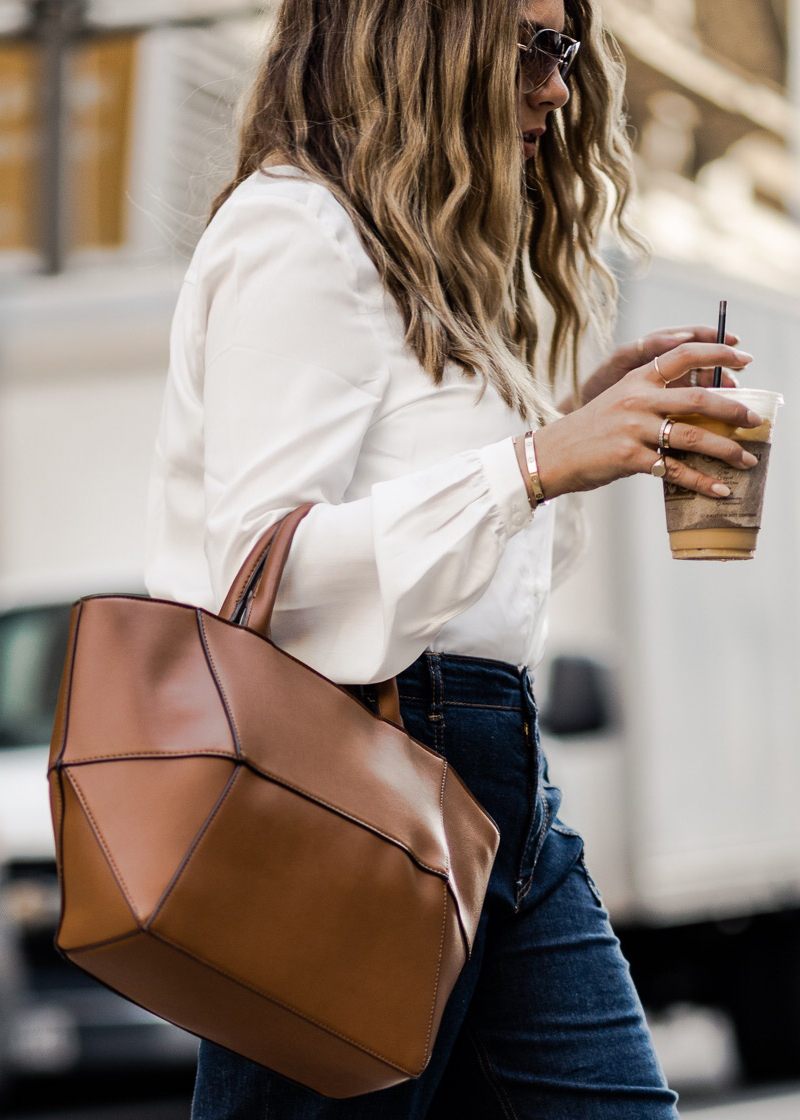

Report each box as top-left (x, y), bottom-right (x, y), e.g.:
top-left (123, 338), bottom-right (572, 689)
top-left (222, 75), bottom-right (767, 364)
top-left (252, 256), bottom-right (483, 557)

top-left (1, 0), bottom-right (799, 1116)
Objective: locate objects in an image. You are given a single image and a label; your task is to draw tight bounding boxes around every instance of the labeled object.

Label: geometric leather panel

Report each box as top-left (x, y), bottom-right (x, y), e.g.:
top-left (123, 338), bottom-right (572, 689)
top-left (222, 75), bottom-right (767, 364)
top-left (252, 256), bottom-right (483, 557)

top-left (62, 599), bottom-right (235, 765)
top-left (153, 766), bottom-right (449, 1071)
top-left (56, 774), bottom-right (138, 950)
top-left (67, 756), bottom-right (236, 924)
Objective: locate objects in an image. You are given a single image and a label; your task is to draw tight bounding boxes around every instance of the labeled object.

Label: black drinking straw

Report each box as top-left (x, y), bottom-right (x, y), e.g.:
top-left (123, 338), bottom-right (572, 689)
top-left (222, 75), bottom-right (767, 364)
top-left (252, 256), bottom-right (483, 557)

top-left (712, 300), bottom-right (727, 388)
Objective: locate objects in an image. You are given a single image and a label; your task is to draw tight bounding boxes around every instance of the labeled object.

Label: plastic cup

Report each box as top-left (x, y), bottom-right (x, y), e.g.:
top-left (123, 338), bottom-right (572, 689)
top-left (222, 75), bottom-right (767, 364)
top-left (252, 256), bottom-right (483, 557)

top-left (662, 388), bottom-right (784, 561)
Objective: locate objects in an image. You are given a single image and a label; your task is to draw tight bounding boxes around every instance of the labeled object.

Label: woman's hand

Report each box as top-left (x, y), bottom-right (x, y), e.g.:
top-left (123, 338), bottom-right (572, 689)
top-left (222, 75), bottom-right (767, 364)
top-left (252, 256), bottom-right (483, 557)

top-left (536, 342), bottom-right (759, 501)
top-left (560, 325), bottom-right (742, 413)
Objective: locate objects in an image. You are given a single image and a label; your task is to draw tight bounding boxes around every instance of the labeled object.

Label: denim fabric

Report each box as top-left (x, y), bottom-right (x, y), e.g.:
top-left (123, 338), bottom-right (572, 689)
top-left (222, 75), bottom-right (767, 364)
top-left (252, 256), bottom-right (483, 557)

top-left (191, 651), bottom-right (679, 1119)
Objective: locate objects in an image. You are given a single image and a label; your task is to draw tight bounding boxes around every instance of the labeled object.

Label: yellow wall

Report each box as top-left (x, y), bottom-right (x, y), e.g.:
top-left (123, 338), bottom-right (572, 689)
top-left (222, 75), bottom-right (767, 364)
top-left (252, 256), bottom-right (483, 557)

top-left (0, 35), bottom-right (137, 253)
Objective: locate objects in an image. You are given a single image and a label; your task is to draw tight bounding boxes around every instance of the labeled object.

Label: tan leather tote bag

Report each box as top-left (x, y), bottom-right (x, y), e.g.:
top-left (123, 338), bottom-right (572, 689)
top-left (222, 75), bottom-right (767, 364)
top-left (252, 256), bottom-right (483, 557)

top-left (48, 504), bottom-right (500, 1098)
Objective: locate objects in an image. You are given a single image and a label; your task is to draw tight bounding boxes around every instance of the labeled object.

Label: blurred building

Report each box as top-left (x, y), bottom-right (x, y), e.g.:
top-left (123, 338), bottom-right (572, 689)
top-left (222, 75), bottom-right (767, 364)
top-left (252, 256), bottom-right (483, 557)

top-left (1, 1), bottom-right (797, 279)
top-left (607, 0), bottom-right (800, 293)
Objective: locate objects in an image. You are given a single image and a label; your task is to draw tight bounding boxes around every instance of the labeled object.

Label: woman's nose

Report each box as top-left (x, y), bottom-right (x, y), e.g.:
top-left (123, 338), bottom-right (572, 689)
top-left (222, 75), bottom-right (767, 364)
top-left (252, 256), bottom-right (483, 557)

top-left (526, 69), bottom-right (570, 112)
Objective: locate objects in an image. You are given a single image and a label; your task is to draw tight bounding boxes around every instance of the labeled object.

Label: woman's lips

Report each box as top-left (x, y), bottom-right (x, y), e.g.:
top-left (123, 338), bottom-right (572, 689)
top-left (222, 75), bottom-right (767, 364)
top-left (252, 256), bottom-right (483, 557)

top-left (521, 128), bottom-right (545, 157)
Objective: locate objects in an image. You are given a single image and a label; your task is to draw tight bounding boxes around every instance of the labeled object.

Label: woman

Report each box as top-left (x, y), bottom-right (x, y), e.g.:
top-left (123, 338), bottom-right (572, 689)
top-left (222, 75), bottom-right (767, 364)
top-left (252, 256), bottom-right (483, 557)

top-left (145, 0), bottom-right (758, 1115)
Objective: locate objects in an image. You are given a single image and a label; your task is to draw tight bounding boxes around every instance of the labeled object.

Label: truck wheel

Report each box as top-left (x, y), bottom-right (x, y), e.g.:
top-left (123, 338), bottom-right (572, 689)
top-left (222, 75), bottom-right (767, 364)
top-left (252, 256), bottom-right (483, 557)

top-left (726, 919), bottom-right (800, 1082)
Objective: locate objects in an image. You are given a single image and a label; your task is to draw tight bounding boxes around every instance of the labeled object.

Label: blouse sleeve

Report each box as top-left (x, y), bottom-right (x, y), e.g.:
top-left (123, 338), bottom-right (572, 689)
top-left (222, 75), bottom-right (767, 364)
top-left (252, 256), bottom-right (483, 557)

top-left (171, 186), bottom-right (532, 684)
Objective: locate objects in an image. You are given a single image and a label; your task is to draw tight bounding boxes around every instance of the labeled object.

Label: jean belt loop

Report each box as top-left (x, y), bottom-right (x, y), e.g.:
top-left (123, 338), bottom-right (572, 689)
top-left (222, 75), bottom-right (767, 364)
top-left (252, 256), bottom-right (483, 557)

top-left (425, 651), bottom-right (444, 722)
top-left (522, 666), bottom-right (537, 715)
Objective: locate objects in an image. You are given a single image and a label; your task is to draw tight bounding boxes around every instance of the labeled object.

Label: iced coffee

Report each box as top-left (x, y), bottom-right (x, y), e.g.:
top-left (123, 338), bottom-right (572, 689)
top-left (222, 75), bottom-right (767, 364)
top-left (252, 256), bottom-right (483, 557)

top-left (663, 388), bottom-right (783, 561)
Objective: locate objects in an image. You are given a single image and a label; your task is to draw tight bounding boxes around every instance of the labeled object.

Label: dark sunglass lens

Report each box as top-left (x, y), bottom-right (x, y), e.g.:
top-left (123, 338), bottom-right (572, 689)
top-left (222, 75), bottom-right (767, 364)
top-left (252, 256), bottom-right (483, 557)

top-left (518, 31), bottom-right (578, 92)
top-left (535, 29), bottom-right (563, 56)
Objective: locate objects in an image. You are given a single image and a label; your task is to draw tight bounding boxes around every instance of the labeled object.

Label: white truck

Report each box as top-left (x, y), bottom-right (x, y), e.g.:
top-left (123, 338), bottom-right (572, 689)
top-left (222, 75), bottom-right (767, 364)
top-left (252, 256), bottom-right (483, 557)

top-left (540, 255), bottom-right (800, 1081)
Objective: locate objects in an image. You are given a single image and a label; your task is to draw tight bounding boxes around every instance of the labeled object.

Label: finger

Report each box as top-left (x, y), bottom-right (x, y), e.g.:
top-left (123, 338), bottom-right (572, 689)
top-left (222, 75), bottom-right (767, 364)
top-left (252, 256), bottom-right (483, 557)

top-left (660, 387), bottom-right (762, 428)
top-left (649, 326), bottom-right (741, 347)
top-left (660, 456), bottom-right (734, 500)
top-left (645, 343), bottom-right (752, 387)
top-left (634, 329), bottom-right (741, 368)
top-left (658, 421), bottom-right (759, 470)
top-left (636, 331), bottom-right (693, 364)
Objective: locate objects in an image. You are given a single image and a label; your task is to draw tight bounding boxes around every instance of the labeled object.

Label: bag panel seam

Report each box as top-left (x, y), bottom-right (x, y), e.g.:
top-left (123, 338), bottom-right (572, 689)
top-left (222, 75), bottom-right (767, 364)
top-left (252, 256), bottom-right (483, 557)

top-left (197, 611), bottom-right (242, 757)
top-left (147, 766), bottom-right (242, 927)
top-left (147, 926), bottom-right (428, 1077)
top-left (51, 600), bottom-right (82, 770)
top-left (65, 771), bottom-right (142, 922)
top-left (420, 878), bottom-right (450, 1069)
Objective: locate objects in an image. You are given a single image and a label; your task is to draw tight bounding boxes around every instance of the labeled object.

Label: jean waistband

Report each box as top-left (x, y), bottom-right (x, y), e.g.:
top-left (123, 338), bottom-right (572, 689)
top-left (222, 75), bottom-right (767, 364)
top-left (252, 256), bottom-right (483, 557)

top-left (364, 651), bottom-right (536, 713)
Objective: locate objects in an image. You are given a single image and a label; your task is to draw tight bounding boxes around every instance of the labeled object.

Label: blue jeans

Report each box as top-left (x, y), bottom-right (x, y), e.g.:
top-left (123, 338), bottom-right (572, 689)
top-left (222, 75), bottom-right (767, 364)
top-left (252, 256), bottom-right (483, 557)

top-left (191, 651), bottom-right (679, 1119)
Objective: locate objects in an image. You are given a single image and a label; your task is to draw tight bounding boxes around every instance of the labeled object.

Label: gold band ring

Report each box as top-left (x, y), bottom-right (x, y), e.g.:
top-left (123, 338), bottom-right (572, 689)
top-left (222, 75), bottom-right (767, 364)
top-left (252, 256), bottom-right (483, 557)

top-left (650, 456), bottom-right (667, 479)
top-left (654, 354), bottom-right (669, 388)
top-left (689, 369), bottom-right (699, 387)
top-left (658, 418), bottom-right (675, 454)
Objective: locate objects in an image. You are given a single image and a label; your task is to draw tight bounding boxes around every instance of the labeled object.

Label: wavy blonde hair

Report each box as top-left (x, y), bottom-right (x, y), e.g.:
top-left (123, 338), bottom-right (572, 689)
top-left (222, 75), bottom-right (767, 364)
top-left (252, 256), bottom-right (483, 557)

top-left (211, 0), bottom-right (645, 422)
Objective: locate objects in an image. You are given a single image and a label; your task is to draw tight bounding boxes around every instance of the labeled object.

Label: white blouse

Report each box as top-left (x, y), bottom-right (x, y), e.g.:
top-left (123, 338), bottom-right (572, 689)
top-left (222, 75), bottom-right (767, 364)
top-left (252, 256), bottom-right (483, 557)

top-left (144, 166), bottom-right (584, 685)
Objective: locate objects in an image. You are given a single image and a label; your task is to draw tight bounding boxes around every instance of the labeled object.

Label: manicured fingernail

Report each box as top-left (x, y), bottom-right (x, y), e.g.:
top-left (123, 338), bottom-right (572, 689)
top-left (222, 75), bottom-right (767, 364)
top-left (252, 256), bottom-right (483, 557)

top-left (675, 331), bottom-right (694, 339)
top-left (731, 333), bottom-right (741, 344)
top-left (742, 451), bottom-right (758, 467)
top-left (733, 349), bottom-right (753, 362)
top-left (746, 410), bottom-right (763, 425)
top-left (712, 483), bottom-right (731, 497)
top-left (728, 372), bottom-right (741, 387)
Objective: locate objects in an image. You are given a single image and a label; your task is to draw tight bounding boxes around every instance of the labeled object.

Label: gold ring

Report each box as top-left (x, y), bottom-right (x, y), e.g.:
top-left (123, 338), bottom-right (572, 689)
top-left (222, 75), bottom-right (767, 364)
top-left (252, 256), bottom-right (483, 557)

top-left (658, 418), bottom-right (675, 453)
top-left (689, 369), bottom-right (699, 387)
top-left (654, 355), bottom-right (669, 387)
top-left (651, 456), bottom-right (667, 479)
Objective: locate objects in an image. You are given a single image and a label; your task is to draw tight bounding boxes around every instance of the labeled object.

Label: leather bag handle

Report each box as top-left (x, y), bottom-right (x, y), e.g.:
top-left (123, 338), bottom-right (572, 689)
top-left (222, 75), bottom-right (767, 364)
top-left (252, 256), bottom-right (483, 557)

top-left (220, 515), bottom-right (288, 624)
top-left (221, 505), bottom-right (404, 728)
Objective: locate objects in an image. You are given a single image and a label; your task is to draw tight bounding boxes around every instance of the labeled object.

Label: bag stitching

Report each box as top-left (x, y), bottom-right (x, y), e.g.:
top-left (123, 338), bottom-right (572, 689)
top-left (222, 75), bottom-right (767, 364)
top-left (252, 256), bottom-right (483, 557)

top-left (421, 878), bottom-right (450, 1066)
top-left (60, 754), bottom-right (453, 883)
top-left (63, 928), bottom-right (140, 954)
top-left (147, 768), bottom-right (243, 927)
top-left (441, 760), bottom-right (473, 960)
top-left (52, 601), bottom-right (82, 768)
top-left (66, 772), bottom-right (140, 918)
top-left (439, 763), bottom-right (450, 874)
top-left (234, 761), bottom-right (451, 880)
top-left (51, 604), bottom-right (83, 936)
top-left (148, 927), bottom-right (429, 1077)
top-left (61, 750), bottom-right (239, 764)
top-left (198, 612), bottom-right (242, 757)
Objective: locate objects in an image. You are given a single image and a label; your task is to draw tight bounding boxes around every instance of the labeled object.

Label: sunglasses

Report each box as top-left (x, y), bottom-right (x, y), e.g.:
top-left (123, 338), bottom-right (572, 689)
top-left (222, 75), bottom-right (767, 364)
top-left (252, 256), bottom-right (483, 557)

top-left (517, 28), bottom-right (580, 94)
